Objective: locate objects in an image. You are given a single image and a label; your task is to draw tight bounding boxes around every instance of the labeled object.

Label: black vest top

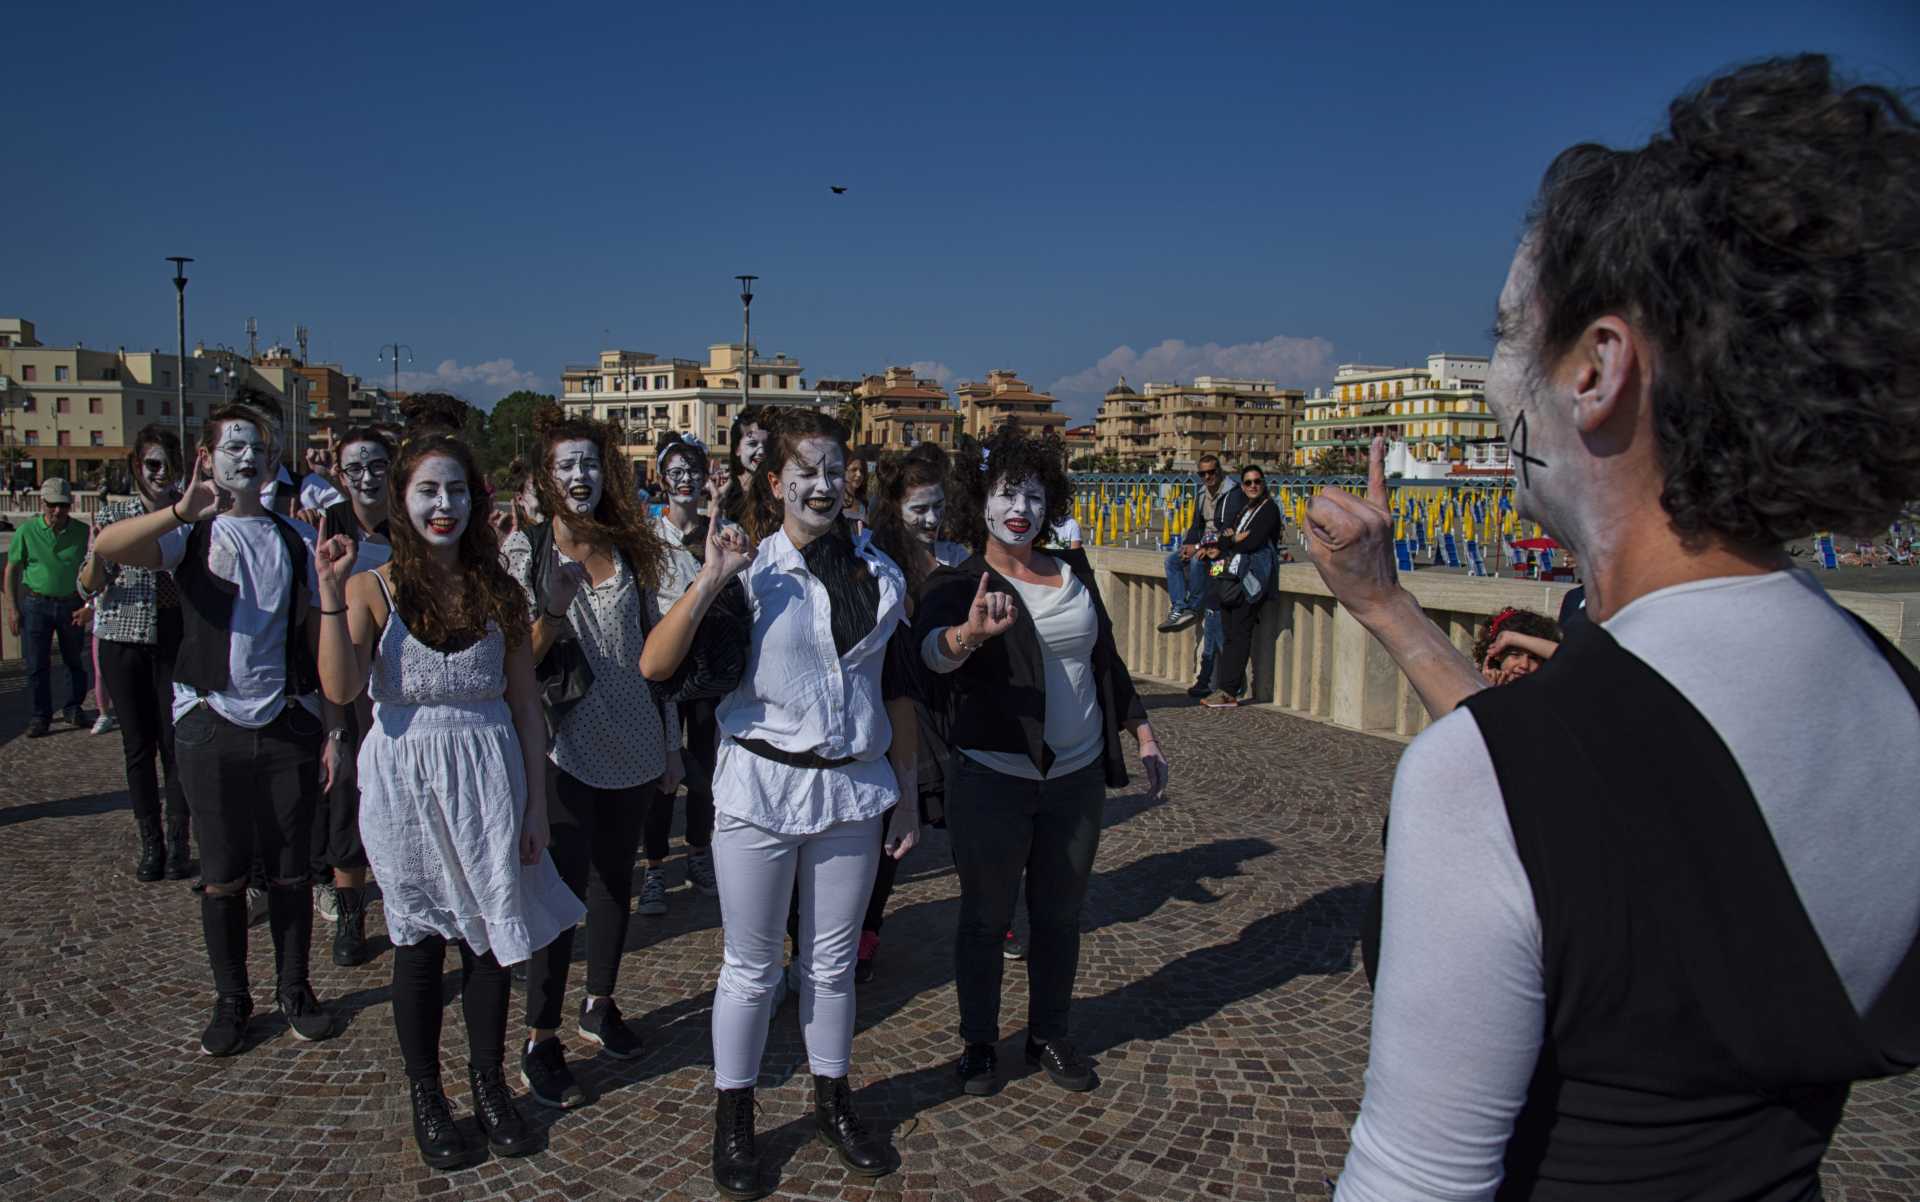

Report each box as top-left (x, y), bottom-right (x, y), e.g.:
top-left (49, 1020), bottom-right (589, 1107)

top-left (1447, 617), bottom-right (1920, 1200)
top-left (172, 513), bottom-right (320, 699)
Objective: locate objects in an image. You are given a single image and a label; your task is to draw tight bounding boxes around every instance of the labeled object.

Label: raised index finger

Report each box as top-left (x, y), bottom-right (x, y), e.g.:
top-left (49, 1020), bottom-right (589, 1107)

top-left (1366, 436), bottom-right (1388, 511)
top-left (973, 571), bottom-right (992, 602)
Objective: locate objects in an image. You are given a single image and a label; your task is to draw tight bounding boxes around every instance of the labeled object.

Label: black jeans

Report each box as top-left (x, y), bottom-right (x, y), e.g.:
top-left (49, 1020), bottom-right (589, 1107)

top-left (1214, 600), bottom-right (1260, 697)
top-left (174, 701), bottom-right (323, 996)
top-left (392, 936), bottom-right (511, 1083)
top-left (96, 631), bottom-right (186, 831)
top-left (947, 755), bottom-right (1105, 1045)
top-left (525, 768), bottom-right (651, 1029)
top-left (643, 698), bottom-right (716, 861)
top-left (20, 593), bottom-right (87, 723)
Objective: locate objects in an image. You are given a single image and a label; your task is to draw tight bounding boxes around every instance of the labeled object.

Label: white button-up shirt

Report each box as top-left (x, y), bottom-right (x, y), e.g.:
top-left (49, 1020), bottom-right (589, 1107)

top-left (713, 528), bottom-right (907, 835)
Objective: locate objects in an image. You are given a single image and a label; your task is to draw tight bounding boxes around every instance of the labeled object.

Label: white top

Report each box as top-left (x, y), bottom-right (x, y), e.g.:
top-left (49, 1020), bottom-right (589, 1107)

top-left (713, 528), bottom-right (907, 835)
top-left (933, 539), bottom-right (970, 568)
top-left (299, 472), bottom-right (343, 511)
top-left (1338, 570), bottom-right (1920, 1201)
top-left (159, 514), bottom-right (321, 728)
top-left (509, 544), bottom-right (676, 791)
top-left (1048, 516), bottom-right (1082, 548)
top-left (958, 562), bottom-right (1102, 781)
top-left (654, 514), bottom-right (702, 606)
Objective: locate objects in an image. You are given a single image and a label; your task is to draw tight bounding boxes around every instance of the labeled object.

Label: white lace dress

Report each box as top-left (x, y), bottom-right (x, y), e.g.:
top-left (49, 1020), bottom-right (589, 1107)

top-left (356, 575), bottom-right (583, 965)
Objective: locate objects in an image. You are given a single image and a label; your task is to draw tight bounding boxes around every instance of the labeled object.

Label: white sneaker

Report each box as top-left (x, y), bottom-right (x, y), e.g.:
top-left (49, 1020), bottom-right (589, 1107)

top-left (90, 714), bottom-right (119, 735)
top-left (635, 869), bottom-right (669, 916)
top-left (686, 849), bottom-right (718, 897)
top-left (314, 881), bottom-right (340, 923)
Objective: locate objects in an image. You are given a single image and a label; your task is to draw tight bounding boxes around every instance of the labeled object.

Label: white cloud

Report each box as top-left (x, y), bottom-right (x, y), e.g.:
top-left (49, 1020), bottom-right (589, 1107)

top-left (397, 357), bottom-right (546, 401)
top-left (1047, 334), bottom-right (1336, 422)
top-left (908, 360), bottom-right (955, 384)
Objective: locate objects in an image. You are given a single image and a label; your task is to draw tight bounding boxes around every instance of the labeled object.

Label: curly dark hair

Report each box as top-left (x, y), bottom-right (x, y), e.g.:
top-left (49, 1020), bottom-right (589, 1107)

top-left (385, 433), bottom-right (530, 650)
top-left (398, 392), bottom-right (471, 440)
top-left (868, 442), bottom-right (953, 597)
top-left (948, 425), bottom-right (1073, 553)
top-left (1521, 54), bottom-right (1920, 547)
top-left (1471, 607), bottom-right (1561, 670)
top-left (743, 409), bottom-right (854, 543)
top-left (528, 404), bottom-right (667, 590)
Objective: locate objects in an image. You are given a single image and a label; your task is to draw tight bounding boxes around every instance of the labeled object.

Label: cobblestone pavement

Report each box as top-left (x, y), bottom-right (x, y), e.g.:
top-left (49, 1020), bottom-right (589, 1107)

top-left (0, 668), bottom-right (1913, 1202)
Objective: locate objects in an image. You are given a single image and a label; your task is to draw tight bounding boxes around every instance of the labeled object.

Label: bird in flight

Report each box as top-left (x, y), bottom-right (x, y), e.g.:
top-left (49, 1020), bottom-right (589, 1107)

top-left (830, 186), bottom-right (848, 194)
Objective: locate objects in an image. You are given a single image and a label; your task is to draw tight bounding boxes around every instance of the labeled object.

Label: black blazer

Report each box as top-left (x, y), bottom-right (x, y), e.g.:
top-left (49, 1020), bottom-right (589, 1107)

top-left (914, 547), bottom-right (1147, 788)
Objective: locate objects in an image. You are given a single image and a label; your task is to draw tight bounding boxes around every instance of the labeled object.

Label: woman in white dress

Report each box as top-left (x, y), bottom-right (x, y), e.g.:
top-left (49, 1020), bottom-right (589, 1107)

top-left (315, 432), bottom-right (582, 1172)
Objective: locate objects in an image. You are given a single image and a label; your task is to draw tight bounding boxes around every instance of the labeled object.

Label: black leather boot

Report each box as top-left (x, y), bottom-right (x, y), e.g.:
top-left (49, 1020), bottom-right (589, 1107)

top-left (409, 1076), bottom-right (468, 1170)
top-left (333, 886), bottom-right (370, 967)
top-left (135, 815), bottom-right (165, 882)
top-left (469, 1063), bottom-right (539, 1157)
top-left (813, 1074), bottom-right (892, 1177)
top-left (712, 1086), bottom-right (765, 1200)
top-left (164, 816), bottom-right (193, 880)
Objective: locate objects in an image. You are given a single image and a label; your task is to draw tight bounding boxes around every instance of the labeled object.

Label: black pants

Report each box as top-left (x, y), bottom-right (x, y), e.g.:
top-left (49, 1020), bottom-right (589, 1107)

top-left (864, 808), bottom-right (901, 935)
top-left (947, 755), bottom-right (1105, 1045)
top-left (525, 768), bottom-right (651, 1029)
top-left (643, 698), bottom-right (716, 861)
top-left (96, 631), bottom-right (186, 832)
top-left (310, 703), bottom-right (367, 880)
top-left (392, 936), bottom-right (511, 1083)
top-left (1214, 600), bottom-right (1260, 696)
top-left (174, 701), bottom-right (322, 997)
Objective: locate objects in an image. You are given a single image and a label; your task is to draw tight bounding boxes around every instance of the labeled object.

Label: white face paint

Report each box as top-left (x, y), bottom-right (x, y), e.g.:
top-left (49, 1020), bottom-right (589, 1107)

top-left (737, 424), bottom-right (769, 474)
top-left (901, 482), bottom-right (946, 548)
top-left (985, 473), bottom-right (1048, 547)
top-left (662, 451), bottom-right (702, 504)
top-left (337, 439), bottom-right (391, 510)
top-left (551, 439), bottom-right (604, 517)
top-left (406, 454), bottom-right (471, 546)
top-left (136, 446), bottom-right (176, 504)
top-left (211, 420), bottom-right (268, 495)
top-left (776, 436), bottom-right (845, 537)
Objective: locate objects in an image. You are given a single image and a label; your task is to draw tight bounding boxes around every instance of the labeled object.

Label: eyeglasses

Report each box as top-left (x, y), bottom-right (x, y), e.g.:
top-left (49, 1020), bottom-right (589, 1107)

top-left (140, 458), bottom-right (170, 473)
top-left (341, 463), bottom-right (389, 480)
top-left (1199, 468), bottom-right (1220, 478)
top-left (1241, 477), bottom-right (1264, 488)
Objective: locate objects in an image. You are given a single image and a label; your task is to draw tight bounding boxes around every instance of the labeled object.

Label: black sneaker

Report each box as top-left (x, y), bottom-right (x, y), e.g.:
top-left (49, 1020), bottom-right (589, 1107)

top-left (1186, 680), bottom-right (1212, 699)
top-left (1001, 930), bottom-right (1025, 961)
top-left (63, 706), bottom-right (87, 728)
top-left (1155, 609), bottom-right (1187, 633)
top-left (409, 1076), bottom-right (468, 1171)
top-left (957, 1043), bottom-right (998, 1096)
top-left (520, 1036), bottom-right (587, 1108)
top-left (577, 998), bottom-right (643, 1060)
top-left (1024, 1037), bottom-right (1095, 1092)
top-left (469, 1064), bottom-right (540, 1157)
top-left (26, 719), bottom-right (50, 739)
top-left (276, 982), bottom-right (338, 1043)
top-left (201, 992), bottom-right (253, 1057)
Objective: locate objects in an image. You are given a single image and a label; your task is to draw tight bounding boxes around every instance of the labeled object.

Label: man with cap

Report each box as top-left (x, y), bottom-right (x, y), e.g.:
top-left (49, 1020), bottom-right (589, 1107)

top-left (5, 478), bottom-right (93, 737)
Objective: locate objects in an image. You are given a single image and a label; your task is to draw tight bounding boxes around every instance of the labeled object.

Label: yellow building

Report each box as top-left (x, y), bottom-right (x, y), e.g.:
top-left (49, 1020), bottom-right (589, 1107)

top-left (1291, 353), bottom-right (1504, 474)
top-left (852, 366), bottom-right (960, 452)
top-left (953, 370), bottom-right (1066, 440)
top-left (1093, 375), bottom-right (1302, 470)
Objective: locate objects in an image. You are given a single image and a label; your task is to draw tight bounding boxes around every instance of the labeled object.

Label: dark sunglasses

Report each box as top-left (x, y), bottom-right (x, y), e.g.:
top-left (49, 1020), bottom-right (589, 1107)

top-left (1241, 476), bottom-right (1265, 488)
top-left (141, 458), bottom-right (170, 472)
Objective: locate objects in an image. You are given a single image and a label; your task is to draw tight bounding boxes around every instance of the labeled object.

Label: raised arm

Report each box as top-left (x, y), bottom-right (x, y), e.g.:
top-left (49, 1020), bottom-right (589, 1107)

top-left (639, 518), bottom-right (754, 681)
top-left (96, 455), bottom-right (220, 569)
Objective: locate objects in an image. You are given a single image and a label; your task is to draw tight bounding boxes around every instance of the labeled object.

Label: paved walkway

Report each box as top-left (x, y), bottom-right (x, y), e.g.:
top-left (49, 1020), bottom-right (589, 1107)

top-left (0, 669), bottom-right (1912, 1201)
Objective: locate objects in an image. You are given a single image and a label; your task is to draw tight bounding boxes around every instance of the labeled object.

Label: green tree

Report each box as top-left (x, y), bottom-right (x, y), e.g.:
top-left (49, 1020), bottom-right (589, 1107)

top-left (483, 390), bottom-right (554, 478)
top-left (1308, 447), bottom-right (1366, 477)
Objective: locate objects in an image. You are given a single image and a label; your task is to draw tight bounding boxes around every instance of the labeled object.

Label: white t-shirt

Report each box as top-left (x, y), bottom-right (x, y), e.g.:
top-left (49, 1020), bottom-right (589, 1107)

top-left (961, 560), bottom-right (1103, 781)
top-left (299, 472), bottom-right (343, 511)
top-left (1049, 517), bottom-right (1082, 548)
top-left (159, 514), bottom-right (321, 728)
top-left (654, 514), bottom-right (702, 607)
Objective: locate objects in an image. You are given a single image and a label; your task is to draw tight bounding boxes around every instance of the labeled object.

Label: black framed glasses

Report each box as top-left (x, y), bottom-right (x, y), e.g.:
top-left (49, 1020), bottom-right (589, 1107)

top-left (341, 462), bottom-right (390, 481)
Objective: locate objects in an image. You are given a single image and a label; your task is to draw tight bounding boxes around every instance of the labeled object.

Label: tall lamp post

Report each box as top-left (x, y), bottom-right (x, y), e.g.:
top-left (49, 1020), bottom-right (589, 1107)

top-left (167, 257), bottom-right (192, 444)
top-left (376, 343), bottom-right (414, 404)
top-left (736, 275), bottom-right (756, 421)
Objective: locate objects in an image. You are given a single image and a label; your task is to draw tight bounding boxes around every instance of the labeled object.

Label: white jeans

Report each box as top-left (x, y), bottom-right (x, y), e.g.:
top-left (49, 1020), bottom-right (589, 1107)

top-left (710, 810), bottom-right (881, 1089)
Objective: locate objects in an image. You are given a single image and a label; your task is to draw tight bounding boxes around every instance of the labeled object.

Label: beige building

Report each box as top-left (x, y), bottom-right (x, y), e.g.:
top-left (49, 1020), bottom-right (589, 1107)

top-left (1093, 375), bottom-right (1303, 471)
top-left (953, 370), bottom-right (1067, 441)
top-left (560, 342), bottom-right (833, 475)
top-left (851, 366), bottom-right (960, 453)
top-left (1291, 353), bottom-right (1502, 474)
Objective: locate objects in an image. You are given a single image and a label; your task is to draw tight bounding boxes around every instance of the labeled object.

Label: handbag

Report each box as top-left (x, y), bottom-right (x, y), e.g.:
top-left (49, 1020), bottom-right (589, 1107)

top-left (527, 521), bottom-right (595, 721)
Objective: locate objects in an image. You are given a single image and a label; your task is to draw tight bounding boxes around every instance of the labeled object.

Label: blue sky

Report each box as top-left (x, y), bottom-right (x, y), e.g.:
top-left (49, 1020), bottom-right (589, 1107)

top-left (7, 1), bottom-right (1916, 423)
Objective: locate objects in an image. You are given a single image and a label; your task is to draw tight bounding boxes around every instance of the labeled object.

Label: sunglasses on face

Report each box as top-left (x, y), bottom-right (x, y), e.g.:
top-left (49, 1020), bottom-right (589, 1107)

top-left (1199, 468), bottom-right (1220, 478)
top-left (141, 459), bottom-right (170, 473)
top-left (1242, 477), bottom-right (1264, 488)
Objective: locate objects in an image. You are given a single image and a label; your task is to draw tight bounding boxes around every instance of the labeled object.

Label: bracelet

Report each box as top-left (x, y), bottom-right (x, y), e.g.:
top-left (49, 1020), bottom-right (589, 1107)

top-left (543, 607), bottom-right (568, 621)
top-left (948, 629), bottom-right (978, 656)
top-left (319, 605), bottom-right (347, 616)
top-left (170, 500), bottom-right (187, 523)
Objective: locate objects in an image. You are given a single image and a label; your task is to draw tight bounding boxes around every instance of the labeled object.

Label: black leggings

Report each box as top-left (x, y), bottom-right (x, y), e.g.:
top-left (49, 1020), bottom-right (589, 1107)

top-left (96, 633), bottom-right (186, 833)
top-left (643, 699), bottom-right (717, 861)
top-left (392, 936), bottom-right (511, 1082)
top-left (524, 769), bottom-right (650, 1029)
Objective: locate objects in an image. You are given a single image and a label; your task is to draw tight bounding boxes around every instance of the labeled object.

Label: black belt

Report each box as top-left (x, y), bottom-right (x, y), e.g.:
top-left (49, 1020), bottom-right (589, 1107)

top-left (733, 736), bottom-right (857, 771)
top-left (24, 587), bottom-right (80, 603)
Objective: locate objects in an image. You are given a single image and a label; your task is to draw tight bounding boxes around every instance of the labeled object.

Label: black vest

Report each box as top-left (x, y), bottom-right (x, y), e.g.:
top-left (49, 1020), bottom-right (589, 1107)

top-left (172, 513), bottom-right (320, 699)
top-left (1450, 618), bottom-right (1920, 1200)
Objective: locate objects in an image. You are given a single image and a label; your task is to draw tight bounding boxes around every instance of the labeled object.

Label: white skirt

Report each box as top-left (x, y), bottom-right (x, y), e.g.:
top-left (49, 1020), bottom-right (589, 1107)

top-left (357, 699), bottom-right (583, 965)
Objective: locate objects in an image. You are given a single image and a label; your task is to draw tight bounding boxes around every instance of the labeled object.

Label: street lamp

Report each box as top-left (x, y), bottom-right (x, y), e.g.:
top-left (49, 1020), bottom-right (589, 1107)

top-left (167, 256), bottom-right (192, 444)
top-left (376, 343), bottom-right (414, 404)
top-left (736, 275), bottom-right (756, 420)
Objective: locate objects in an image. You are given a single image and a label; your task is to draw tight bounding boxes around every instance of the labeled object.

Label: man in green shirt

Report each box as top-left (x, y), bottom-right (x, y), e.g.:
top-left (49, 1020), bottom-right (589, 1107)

top-left (5, 478), bottom-right (93, 736)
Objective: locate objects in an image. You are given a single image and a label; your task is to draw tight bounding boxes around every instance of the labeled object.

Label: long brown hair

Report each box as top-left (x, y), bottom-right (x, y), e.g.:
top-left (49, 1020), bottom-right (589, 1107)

top-left (528, 405), bottom-right (665, 589)
top-left (868, 441), bottom-right (951, 597)
top-left (744, 409), bottom-right (853, 543)
top-left (385, 434), bottom-right (530, 649)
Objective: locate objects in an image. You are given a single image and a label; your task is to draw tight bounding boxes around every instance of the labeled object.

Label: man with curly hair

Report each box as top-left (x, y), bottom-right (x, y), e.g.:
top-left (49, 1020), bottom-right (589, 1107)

top-left (1307, 56), bottom-right (1920, 1198)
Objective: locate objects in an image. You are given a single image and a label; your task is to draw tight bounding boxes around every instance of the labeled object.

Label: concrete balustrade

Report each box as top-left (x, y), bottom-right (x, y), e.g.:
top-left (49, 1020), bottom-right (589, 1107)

top-left (1088, 546), bottom-right (1920, 741)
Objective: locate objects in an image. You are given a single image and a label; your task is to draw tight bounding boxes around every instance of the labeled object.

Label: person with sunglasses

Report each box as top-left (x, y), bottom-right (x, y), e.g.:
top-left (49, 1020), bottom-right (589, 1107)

top-left (1159, 454), bottom-right (1242, 660)
top-left (1199, 468), bottom-right (1279, 709)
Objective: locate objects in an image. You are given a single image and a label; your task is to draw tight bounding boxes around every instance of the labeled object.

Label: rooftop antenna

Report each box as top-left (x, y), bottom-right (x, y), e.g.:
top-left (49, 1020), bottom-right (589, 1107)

top-left (296, 324), bottom-right (310, 365)
top-left (245, 316), bottom-right (258, 359)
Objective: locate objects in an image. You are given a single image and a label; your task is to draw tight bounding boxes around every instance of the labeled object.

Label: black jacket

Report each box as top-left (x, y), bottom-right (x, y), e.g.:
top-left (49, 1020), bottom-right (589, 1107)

top-left (1181, 482), bottom-right (1247, 546)
top-left (1219, 496), bottom-right (1280, 556)
top-left (914, 548), bottom-right (1147, 788)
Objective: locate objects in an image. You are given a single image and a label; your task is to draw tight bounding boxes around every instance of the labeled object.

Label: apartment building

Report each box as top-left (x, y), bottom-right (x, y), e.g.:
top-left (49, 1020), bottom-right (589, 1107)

top-left (953, 370), bottom-right (1067, 441)
top-left (1291, 352), bottom-right (1503, 474)
top-left (1092, 375), bottom-right (1303, 471)
top-left (851, 366), bottom-right (960, 453)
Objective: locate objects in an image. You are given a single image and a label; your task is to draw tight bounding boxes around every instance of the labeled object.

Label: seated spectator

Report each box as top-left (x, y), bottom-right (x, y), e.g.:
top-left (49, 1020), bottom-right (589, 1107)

top-left (1306, 56), bottom-right (1920, 1199)
top-left (1158, 453), bottom-right (1241, 635)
